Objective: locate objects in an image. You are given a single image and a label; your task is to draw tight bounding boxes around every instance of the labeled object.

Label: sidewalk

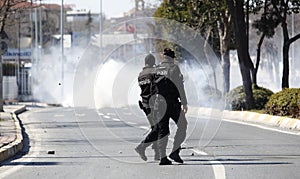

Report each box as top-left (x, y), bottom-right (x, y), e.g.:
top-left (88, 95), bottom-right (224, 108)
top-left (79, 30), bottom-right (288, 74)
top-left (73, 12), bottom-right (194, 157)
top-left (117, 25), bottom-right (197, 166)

top-left (0, 105), bottom-right (26, 164)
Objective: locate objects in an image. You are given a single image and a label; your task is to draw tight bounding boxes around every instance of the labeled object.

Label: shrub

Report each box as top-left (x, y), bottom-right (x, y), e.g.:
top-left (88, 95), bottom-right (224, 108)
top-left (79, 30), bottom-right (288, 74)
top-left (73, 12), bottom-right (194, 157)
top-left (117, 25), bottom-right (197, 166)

top-left (265, 88), bottom-right (300, 118)
top-left (199, 85), bottom-right (222, 107)
top-left (226, 85), bottom-right (273, 110)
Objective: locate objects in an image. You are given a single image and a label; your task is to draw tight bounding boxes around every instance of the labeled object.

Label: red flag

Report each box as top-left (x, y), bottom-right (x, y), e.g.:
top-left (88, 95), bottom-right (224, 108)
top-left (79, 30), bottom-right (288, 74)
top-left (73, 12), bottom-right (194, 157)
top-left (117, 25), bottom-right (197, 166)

top-left (125, 23), bottom-right (135, 33)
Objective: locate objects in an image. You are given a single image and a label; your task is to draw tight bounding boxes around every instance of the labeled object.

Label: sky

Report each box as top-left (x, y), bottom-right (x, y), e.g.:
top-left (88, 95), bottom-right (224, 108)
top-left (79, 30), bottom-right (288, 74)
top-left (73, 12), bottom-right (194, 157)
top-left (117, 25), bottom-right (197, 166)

top-left (43, 0), bottom-right (159, 18)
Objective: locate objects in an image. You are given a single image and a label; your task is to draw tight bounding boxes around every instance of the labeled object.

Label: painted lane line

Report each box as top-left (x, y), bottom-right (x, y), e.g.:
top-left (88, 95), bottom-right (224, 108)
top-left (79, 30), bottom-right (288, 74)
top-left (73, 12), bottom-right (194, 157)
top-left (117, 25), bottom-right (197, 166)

top-left (127, 122), bottom-right (136, 125)
top-left (223, 118), bottom-right (300, 136)
top-left (75, 113), bottom-right (86, 117)
top-left (106, 113), bottom-right (116, 116)
top-left (112, 118), bottom-right (121, 121)
top-left (192, 149), bottom-right (226, 179)
top-left (139, 126), bottom-right (149, 130)
top-left (168, 138), bottom-right (226, 179)
top-left (103, 115), bottom-right (110, 119)
top-left (54, 114), bottom-right (64, 117)
top-left (97, 112), bottom-right (104, 116)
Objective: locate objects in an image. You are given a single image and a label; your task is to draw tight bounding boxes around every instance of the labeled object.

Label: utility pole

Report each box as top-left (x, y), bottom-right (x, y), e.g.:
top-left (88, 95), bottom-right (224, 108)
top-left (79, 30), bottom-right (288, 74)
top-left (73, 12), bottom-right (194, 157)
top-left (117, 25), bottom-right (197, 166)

top-left (60, 0), bottom-right (64, 102)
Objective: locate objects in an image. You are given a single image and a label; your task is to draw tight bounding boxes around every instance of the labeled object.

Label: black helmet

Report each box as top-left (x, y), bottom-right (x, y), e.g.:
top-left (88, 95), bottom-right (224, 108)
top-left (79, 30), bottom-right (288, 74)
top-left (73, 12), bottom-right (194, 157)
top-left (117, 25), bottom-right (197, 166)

top-left (145, 53), bottom-right (155, 66)
top-left (163, 48), bottom-right (175, 58)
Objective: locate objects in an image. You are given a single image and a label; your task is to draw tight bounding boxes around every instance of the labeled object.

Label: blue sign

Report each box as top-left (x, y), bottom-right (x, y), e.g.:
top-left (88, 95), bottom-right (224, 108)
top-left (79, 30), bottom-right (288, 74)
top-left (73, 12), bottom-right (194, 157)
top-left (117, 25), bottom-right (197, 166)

top-left (2, 48), bottom-right (32, 59)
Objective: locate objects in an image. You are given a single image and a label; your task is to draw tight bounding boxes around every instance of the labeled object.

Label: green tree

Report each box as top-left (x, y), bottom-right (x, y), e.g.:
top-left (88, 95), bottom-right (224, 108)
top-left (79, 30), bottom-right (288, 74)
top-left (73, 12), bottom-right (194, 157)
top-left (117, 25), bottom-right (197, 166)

top-left (227, 0), bottom-right (255, 109)
top-left (269, 0), bottom-right (300, 89)
top-left (254, 0), bottom-right (300, 89)
top-left (252, 0), bottom-right (280, 86)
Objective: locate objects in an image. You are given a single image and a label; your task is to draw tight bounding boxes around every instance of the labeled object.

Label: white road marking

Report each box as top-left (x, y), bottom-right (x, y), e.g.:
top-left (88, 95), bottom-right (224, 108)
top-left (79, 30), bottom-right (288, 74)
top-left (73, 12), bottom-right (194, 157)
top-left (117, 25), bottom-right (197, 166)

top-left (127, 122), bottom-right (136, 125)
top-left (97, 112), bottom-right (104, 116)
top-left (112, 118), bottom-right (121, 121)
top-left (54, 114), bottom-right (64, 117)
top-left (223, 118), bottom-right (300, 136)
top-left (139, 126), bottom-right (149, 130)
top-left (106, 113), bottom-right (116, 116)
top-left (168, 137), bottom-right (226, 179)
top-left (192, 149), bottom-right (226, 179)
top-left (103, 115), bottom-right (110, 119)
top-left (75, 113), bottom-right (86, 117)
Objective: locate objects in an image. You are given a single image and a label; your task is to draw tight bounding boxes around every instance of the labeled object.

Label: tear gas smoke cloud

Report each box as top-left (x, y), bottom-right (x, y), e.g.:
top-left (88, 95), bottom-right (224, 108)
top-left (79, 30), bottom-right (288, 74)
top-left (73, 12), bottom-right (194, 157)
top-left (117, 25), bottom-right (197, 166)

top-left (31, 46), bottom-right (82, 106)
top-left (31, 17), bottom-right (225, 161)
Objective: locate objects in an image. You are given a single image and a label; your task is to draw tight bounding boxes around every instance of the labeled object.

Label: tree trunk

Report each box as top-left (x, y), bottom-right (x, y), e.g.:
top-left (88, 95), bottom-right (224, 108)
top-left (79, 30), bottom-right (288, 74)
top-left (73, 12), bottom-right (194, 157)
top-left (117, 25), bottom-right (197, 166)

top-left (204, 26), bottom-right (218, 91)
top-left (0, 56), bottom-right (3, 112)
top-left (227, 0), bottom-right (254, 109)
top-left (282, 43), bottom-right (289, 89)
top-left (221, 50), bottom-right (230, 95)
top-left (253, 33), bottom-right (265, 86)
top-left (281, 20), bottom-right (289, 89)
top-left (281, 26), bottom-right (300, 89)
top-left (217, 8), bottom-right (232, 96)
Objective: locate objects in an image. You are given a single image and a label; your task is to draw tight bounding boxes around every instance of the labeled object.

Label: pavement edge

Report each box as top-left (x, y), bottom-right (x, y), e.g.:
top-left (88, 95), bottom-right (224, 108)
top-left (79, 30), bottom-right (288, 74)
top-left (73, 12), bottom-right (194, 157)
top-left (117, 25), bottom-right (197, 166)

top-left (188, 107), bottom-right (300, 132)
top-left (0, 105), bottom-right (26, 163)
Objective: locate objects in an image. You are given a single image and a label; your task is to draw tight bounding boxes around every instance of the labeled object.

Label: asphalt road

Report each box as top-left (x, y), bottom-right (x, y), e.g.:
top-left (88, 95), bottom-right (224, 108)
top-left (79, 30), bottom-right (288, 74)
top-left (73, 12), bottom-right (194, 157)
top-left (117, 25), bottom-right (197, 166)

top-left (0, 106), bottom-right (300, 179)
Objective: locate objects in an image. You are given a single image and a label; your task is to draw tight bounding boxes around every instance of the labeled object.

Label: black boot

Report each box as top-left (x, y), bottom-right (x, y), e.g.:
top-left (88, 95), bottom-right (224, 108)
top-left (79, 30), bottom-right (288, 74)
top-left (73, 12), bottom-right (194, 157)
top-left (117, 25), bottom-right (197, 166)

top-left (169, 149), bottom-right (183, 163)
top-left (158, 137), bottom-right (171, 165)
top-left (159, 157), bottom-right (172, 165)
top-left (135, 144), bottom-right (147, 161)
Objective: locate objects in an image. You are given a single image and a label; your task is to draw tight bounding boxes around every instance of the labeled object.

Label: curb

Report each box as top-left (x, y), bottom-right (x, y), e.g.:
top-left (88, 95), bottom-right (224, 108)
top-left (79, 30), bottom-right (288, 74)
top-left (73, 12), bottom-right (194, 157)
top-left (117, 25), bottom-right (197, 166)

top-left (188, 107), bottom-right (300, 132)
top-left (0, 105), bottom-right (26, 164)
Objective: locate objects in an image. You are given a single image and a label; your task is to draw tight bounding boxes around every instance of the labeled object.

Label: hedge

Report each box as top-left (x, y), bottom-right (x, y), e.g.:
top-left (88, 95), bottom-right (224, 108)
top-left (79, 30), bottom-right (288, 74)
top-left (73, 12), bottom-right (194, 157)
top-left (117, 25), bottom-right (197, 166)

top-left (226, 85), bottom-right (273, 110)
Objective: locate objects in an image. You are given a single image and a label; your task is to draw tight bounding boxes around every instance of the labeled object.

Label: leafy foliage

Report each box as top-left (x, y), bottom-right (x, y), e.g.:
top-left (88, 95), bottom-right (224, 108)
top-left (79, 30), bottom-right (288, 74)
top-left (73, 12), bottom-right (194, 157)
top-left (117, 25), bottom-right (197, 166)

top-left (153, 0), bottom-right (225, 57)
top-left (252, 8), bottom-right (280, 38)
top-left (226, 85), bottom-right (273, 110)
top-left (265, 88), bottom-right (300, 118)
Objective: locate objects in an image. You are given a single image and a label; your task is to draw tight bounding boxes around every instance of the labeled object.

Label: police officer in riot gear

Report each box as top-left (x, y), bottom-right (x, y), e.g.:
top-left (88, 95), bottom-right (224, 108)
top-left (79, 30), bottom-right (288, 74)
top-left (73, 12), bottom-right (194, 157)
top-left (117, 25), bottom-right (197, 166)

top-left (155, 48), bottom-right (188, 165)
top-left (135, 53), bottom-right (160, 161)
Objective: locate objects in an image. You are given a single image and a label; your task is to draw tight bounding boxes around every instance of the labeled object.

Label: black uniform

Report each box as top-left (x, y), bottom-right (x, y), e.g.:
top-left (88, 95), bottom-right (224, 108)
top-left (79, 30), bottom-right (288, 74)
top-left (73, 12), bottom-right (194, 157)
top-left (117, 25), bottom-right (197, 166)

top-left (137, 66), bottom-right (159, 155)
top-left (155, 58), bottom-right (188, 161)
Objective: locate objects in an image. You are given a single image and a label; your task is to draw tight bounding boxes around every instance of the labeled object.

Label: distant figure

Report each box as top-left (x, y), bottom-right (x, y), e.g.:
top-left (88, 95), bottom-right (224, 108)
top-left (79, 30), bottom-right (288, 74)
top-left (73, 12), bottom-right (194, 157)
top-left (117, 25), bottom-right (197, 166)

top-left (155, 48), bottom-right (188, 165)
top-left (135, 53), bottom-right (159, 161)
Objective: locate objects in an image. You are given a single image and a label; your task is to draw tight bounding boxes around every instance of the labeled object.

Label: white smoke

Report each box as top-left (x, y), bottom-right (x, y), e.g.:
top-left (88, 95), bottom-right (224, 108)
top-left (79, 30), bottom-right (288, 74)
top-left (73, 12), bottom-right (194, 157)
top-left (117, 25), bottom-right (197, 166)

top-left (31, 46), bottom-right (82, 106)
top-left (94, 59), bottom-right (141, 108)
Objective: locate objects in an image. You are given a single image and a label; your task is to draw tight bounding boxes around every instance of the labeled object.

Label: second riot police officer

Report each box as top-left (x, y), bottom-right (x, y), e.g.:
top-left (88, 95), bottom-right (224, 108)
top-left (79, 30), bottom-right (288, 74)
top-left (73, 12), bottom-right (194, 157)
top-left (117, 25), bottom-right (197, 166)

top-left (155, 48), bottom-right (188, 165)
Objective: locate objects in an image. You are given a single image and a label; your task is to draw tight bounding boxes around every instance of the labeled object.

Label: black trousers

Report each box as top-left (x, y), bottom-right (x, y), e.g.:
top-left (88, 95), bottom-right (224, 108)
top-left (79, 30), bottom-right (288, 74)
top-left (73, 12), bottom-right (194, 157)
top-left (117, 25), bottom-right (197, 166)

top-left (157, 100), bottom-right (188, 158)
